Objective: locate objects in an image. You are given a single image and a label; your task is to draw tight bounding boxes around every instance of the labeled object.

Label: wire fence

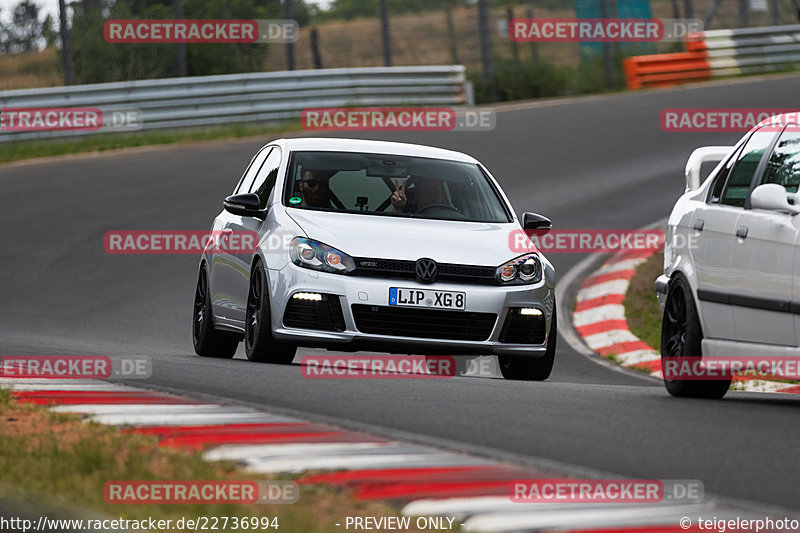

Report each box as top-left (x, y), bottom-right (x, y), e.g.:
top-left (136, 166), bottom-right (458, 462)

top-left (0, 0), bottom-right (799, 94)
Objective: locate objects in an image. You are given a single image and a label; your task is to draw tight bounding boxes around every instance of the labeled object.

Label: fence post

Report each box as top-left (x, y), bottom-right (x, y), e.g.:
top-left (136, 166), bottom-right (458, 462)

top-left (478, 0), bottom-right (495, 100)
top-left (526, 7), bottom-right (538, 64)
top-left (380, 0), bottom-right (392, 67)
top-left (445, 3), bottom-right (459, 64)
top-left (600, 0), bottom-right (614, 90)
top-left (285, 0), bottom-right (295, 70)
top-left (310, 27), bottom-right (322, 69)
top-left (174, 0), bottom-right (187, 77)
top-left (507, 6), bottom-right (518, 61)
top-left (58, 0), bottom-right (73, 85)
top-left (683, 0), bottom-right (694, 19)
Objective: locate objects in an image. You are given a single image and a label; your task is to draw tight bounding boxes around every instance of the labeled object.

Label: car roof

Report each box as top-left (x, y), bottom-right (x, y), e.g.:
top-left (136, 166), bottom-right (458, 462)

top-left (270, 137), bottom-right (479, 164)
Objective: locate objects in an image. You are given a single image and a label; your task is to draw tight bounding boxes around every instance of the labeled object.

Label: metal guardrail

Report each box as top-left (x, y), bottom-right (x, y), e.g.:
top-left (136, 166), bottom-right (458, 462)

top-left (0, 65), bottom-right (471, 142)
top-left (687, 24), bottom-right (800, 75)
top-left (624, 24), bottom-right (800, 89)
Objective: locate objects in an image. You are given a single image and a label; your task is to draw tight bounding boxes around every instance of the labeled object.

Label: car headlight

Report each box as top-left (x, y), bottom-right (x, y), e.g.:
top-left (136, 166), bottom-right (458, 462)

top-left (496, 254), bottom-right (542, 285)
top-left (290, 237), bottom-right (355, 274)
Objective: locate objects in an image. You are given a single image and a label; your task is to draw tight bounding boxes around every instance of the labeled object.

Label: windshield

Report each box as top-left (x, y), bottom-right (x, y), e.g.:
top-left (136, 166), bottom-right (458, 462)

top-left (283, 151), bottom-right (511, 223)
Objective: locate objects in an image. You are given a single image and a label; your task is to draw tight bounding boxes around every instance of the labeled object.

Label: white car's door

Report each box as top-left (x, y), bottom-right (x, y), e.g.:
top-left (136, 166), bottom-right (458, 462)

top-left (223, 146), bottom-right (282, 324)
top-left (210, 146), bottom-right (272, 324)
top-left (733, 126), bottom-right (800, 346)
top-left (692, 128), bottom-right (776, 341)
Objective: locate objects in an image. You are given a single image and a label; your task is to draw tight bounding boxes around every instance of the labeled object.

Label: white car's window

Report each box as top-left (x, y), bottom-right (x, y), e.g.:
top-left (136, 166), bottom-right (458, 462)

top-left (283, 151), bottom-right (511, 223)
top-left (235, 147), bottom-right (273, 195)
top-left (721, 129), bottom-right (775, 208)
top-left (708, 145), bottom-right (742, 204)
top-left (760, 127), bottom-right (800, 193)
top-left (249, 147), bottom-right (282, 209)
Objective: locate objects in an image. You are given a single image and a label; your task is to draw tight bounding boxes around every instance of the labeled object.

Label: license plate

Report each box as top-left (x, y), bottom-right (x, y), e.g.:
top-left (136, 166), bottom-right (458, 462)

top-left (388, 287), bottom-right (466, 310)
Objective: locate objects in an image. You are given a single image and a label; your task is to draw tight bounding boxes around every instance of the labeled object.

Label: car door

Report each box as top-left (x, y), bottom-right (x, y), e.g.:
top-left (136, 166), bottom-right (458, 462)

top-left (732, 125), bottom-right (800, 346)
top-left (691, 127), bottom-right (776, 341)
top-left (210, 146), bottom-right (273, 324)
top-left (223, 146), bottom-right (283, 323)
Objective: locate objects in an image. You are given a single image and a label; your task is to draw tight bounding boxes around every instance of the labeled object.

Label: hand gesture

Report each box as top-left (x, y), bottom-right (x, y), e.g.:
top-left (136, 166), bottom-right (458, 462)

top-left (391, 178), bottom-right (407, 211)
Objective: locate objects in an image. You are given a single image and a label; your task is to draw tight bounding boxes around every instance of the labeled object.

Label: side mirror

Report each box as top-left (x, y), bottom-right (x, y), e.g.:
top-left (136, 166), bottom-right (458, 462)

top-left (750, 184), bottom-right (800, 215)
top-left (522, 212), bottom-right (552, 233)
top-left (223, 193), bottom-right (266, 219)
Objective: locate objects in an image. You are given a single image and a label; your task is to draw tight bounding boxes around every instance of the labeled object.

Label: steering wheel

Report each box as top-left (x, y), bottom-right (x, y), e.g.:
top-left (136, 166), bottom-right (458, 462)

top-left (416, 203), bottom-right (460, 215)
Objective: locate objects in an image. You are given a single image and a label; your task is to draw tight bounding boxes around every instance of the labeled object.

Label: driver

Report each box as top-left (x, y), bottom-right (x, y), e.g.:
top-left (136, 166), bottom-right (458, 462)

top-left (391, 176), bottom-right (446, 214)
top-left (299, 170), bottom-right (333, 208)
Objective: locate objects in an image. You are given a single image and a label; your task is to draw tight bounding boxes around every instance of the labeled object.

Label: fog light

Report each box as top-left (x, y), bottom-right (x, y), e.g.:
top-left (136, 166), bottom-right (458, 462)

top-left (519, 307), bottom-right (542, 316)
top-left (292, 292), bottom-right (323, 301)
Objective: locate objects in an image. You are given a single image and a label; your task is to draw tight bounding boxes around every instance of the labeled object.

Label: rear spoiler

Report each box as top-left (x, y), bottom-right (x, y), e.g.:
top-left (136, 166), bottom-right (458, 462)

top-left (684, 146), bottom-right (734, 192)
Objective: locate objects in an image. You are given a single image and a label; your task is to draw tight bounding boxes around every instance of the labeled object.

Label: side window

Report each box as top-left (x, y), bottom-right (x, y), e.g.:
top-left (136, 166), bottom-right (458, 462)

top-left (235, 147), bottom-right (272, 194)
top-left (250, 147), bottom-right (282, 209)
top-left (708, 146), bottom-right (741, 204)
top-left (760, 126), bottom-right (800, 193)
top-left (721, 129), bottom-right (775, 207)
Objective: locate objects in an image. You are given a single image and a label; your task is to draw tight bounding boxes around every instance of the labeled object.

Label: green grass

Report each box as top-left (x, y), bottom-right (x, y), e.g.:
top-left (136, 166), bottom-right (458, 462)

top-left (0, 390), bottom-right (426, 533)
top-left (0, 120), bottom-right (302, 165)
top-left (623, 251), bottom-right (664, 353)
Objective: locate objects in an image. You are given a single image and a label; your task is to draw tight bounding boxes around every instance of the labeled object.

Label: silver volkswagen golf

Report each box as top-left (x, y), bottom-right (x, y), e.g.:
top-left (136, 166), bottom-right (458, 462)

top-left (192, 138), bottom-right (556, 380)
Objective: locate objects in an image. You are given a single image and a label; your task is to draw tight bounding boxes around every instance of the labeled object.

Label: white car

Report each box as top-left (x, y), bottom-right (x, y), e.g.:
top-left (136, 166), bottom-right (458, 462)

top-left (192, 138), bottom-right (557, 380)
top-left (657, 114), bottom-right (800, 398)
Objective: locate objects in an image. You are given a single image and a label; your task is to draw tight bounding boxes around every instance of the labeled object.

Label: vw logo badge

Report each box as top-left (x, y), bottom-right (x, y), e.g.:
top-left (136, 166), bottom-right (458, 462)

top-left (415, 258), bottom-right (438, 283)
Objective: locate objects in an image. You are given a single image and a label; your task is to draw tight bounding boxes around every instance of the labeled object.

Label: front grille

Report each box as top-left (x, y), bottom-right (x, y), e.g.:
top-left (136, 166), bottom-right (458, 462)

top-left (351, 304), bottom-right (496, 341)
top-left (283, 294), bottom-right (346, 332)
top-left (352, 257), bottom-right (497, 285)
top-left (499, 309), bottom-right (547, 344)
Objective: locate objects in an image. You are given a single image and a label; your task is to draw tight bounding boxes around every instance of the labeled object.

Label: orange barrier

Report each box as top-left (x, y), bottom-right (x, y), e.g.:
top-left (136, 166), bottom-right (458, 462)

top-left (623, 51), bottom-right (711, 90)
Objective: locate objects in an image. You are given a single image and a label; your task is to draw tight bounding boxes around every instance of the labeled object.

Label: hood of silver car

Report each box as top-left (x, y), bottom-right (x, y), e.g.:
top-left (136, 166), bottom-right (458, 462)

top-left (286, 209), bottom-right (523, 265)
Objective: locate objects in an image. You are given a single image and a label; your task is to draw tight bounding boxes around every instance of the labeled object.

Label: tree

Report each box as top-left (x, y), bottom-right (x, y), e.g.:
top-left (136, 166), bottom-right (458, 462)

top-left (7, 0), bottom-right (49, 52)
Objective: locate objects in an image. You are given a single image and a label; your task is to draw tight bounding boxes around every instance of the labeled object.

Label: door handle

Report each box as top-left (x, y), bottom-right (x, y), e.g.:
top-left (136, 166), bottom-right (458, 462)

top-left (736, 226), bottom-right (749, 239)
top-left (693, 220), bottom-right (704, 231)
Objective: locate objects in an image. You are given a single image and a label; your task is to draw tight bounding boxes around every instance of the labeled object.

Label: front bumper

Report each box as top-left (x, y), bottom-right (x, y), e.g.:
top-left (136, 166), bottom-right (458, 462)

top-left (655, 274), bottom-right (670, 314)
top-left (268, 262), bottom-right (555, 357)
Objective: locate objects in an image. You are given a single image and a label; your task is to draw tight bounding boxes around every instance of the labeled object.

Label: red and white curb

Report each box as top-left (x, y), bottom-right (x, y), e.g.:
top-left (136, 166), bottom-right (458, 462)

top-left (572, 236), bottom-right (800, 394)
top-left (0, 376), bottom-right (743, 532)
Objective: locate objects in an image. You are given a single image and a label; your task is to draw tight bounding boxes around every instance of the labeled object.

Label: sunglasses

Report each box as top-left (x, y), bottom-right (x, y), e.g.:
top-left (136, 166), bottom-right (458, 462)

top-left (301, 179), bottom-right (329, 188)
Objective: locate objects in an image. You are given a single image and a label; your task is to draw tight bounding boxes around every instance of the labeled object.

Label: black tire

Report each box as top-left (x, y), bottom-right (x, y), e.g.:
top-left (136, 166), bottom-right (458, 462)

top-left (498, 305), bottom-right (557, 381)
top-left (661, 275), bottom-right (730, 399)
top-left (245, 262), bottom-right (297, 364)
top-left (193, 265), bottom-right (239, 358)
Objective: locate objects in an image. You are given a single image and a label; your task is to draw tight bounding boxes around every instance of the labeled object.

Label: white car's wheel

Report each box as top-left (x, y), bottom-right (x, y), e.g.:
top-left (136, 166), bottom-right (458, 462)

top-left (245, 262), bottom-right (297, 364)
top-left (661, 275), bottom-right (730, 399)
top-left (192, 265), bottom-right (238, 358)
